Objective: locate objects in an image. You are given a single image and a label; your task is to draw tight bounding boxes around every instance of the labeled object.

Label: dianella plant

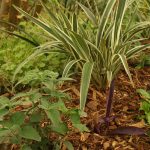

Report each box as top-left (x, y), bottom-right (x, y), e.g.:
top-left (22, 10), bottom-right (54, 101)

top-left (134, 0), bottom-right (150, 40)
top-left (14, 0), bottom-right (150, 128)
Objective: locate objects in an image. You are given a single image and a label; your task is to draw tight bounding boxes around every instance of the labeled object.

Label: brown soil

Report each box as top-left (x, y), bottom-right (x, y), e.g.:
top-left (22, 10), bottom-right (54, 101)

top-left (2, 67), bottom-right (150, 150)
top-left (61, 67), bottom-right (150, 150)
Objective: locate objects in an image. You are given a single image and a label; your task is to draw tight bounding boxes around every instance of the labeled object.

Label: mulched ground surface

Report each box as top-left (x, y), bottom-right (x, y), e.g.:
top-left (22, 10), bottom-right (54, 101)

top-left (1, 67), bottom-right (150, 150)
top-left (61, 67), bottom-right (150, 150)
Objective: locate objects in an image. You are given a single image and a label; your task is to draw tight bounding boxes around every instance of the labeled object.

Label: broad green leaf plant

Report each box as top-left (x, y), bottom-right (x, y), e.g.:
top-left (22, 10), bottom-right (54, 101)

top-left (137, 89), bottom-right (150, 124)
top-left (0, 72), bottom-right (88, 149)
top-left (14, 0), bottom-right (150, 113)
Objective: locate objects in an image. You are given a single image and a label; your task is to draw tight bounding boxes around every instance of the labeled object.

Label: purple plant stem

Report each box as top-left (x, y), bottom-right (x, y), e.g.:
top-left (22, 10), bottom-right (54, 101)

top-left (105, 79), bottom-right (115, 127)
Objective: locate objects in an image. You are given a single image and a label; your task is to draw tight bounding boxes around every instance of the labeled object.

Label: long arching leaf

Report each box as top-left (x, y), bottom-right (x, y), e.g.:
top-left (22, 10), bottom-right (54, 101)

top-left (80, 62), bottom-right (94, 111)
top-left (78, 2), bottom-right (97, 26)
top-left (62, 60), bottom-right (80, 78)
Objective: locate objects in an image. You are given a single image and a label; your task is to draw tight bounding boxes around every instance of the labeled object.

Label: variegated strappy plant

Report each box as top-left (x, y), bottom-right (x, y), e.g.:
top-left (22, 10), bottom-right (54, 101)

top-left (13, 0), bottom-right (150, 123)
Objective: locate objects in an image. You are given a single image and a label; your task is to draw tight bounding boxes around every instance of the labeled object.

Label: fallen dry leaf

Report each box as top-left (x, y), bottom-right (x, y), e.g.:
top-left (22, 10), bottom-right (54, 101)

top-left (112, 141), bottom-right (118, 148)
top-left (22, 102), bottom-right (32, 109)
top-left (87, 100), bottom-right (98, 111)
top-left (80, 133), bottom-right (90, 142)
top-left (130, 119), bottom-right (145, 128)
top-left (103, 141), bottom-right (111, 150)
top-left (71, 86), bottom-right (80, 97)
top-left (123, 106), bottom-right (128, 111)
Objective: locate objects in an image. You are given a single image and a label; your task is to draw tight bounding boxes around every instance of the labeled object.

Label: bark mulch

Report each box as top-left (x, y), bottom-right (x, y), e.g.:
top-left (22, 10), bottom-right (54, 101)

top-left (1, 67), bottom-right (150, 150)
top-left (61, 67), bottom-right (150, 150)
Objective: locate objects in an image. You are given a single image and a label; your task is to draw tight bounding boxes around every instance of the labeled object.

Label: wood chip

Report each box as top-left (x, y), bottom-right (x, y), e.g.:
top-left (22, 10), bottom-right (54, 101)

top-left (71, 86), bottom-right (80, 97)
top-left (130, 119), bottom-right (145, 128)
top-left (80, 133), bottom-right (90, 142)
top-left (103, 141), bottom-right (110, 150)
top-left (82, 145), bottom-right (87, 150)
top-left (87, 100), bottom-right (98, 111)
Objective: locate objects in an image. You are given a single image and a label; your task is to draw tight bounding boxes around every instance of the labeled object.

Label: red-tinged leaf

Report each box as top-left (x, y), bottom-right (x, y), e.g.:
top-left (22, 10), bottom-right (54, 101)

top-left (109, 126), bottom-right (145, 135)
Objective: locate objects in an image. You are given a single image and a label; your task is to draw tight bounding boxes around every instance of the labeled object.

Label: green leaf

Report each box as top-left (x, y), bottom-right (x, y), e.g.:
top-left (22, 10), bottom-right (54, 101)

top-left (21, 145), bottom-right (32, 150)
top-left (30, 112), bottom-right (42, 123)
top-left (0, 28), bottom-right (39, 46)
top-left (140, 101), bottom-right (150, 112)
top-left (41, 2), bottom-right (59, 26)
top-left (63, 141), bottom-right (74, 150)
top-left (51, 123), bottom-right (68, 135)
top-left (78, 2), bottom-right (97, 26)
top-left (118, 54), bottom-right (134, 87)
top-left (0, 120), bottom-right (13, 128)
top-left (96, 0), bottom-right (116, 47)
top-left (14, 6), bottom-right (54, 37)
top-left (70, 32), bottom-right (90, 60)
top-left (0, 96), bottom-right (10, 107)
top-left (72, 13), bottom-right (78, 32)
top-left (146, 112), bottom-right (150, 124)
top-left (19, 125), bottom-right (41, 141)
top-left (80, 62), bottom-right (94, 111)
top-left (30, 92), bottom-right (42, 103)
top-left (62, 60), bottom-right (80, 78)
top-left (39, 98), bottom-right (50, 110)
top-left (73, 124), bottom-right (89, 132)
top-left (10, 91), bottom-right (37, 101)
top-left (10, 136), bottom-right (21, 144)
top-left (49, 100), bottom-right (68, 113)
top-left (0, 128), bottom-right (10, 137)
top-left (46, 109), bottom-right (61, 126)
top-left (13, 40), bottom-right (60, 83)
top-left (0, 108), bottom-right (9, 118)
top-left (137, 89), bottom-right (150, 99)
top-left (113, 0), bottom-right (127, 46)
top-left (11, 112), bottom-right (25, 126)
top-left (60, 11), bottom-right (71, 29)
top-left (70, 112), bottom-right (81, 124)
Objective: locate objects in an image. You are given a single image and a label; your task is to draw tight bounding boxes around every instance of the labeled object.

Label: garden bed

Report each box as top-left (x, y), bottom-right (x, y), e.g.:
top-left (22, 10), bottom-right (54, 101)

top-left (59, 66), bottom-right (150, 150)
top-left (0, 67), bottom-right (149, 150)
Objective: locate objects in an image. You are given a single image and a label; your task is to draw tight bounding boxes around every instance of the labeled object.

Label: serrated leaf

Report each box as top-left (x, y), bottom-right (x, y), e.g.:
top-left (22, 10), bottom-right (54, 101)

top-left (19, 125), bottom-right (41, 141)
